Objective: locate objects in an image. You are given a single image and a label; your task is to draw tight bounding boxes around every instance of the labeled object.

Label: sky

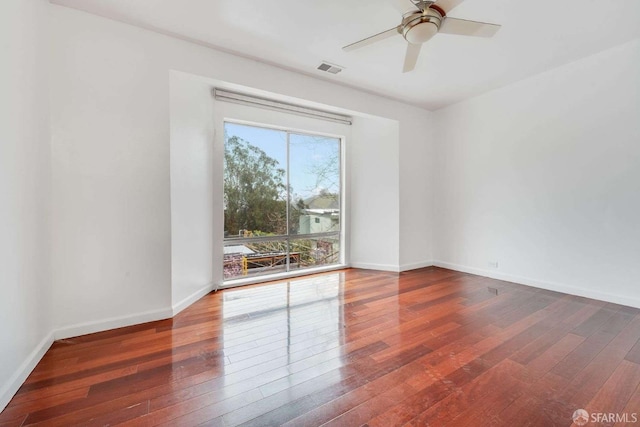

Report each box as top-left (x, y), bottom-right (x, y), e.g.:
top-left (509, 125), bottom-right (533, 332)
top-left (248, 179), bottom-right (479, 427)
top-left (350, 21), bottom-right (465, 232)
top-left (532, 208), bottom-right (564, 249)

top-left (225, 122), bottom-right (340, 200)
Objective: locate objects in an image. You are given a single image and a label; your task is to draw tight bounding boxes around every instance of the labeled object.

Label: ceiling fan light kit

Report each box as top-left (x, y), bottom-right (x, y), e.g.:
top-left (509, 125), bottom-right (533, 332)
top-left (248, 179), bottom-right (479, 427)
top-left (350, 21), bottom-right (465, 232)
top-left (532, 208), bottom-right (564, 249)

top-left (402, 8), bottom-right (442, 44)
top-left (342, 0), bottom-right (501, 73)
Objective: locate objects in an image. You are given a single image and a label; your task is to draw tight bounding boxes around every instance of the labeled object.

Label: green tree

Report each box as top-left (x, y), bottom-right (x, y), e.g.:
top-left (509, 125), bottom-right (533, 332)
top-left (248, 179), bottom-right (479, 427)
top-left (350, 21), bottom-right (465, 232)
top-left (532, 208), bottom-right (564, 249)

top-left (224, 136), bottom-right (287, 236)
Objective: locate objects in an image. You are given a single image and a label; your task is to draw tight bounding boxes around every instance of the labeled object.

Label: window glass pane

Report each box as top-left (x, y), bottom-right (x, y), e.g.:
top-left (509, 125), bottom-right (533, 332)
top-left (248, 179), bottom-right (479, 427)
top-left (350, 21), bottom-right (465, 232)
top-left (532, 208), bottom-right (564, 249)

top-left (223, 122), bottom-right (342, 283)
top-left (224, 123), bottom-right (287, 238)
top-left (224, 239), bottom-right (293, 280)
top-left (289, 235), bottom-right (340, 270)
top-left (289, 134), bottom-right (340, 235)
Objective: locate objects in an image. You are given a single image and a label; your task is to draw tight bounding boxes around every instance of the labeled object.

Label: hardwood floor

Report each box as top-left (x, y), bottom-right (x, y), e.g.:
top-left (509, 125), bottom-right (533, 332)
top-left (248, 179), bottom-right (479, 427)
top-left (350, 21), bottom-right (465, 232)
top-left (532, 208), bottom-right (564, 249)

top-left (2, 267), bottom-right (640, 426)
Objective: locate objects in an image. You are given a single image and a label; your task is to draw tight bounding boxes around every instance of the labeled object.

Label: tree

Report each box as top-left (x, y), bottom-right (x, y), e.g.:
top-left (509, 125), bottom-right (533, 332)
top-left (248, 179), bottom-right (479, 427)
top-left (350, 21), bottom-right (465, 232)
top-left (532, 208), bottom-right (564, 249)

top-left (305, 139), bottom-right (340, 207)
top-left (309, 151), bottom-right (340, 195)
top-left (223, 133), bottom-right (340, 278)
top-left (224, 135), bottom-right (287, 236)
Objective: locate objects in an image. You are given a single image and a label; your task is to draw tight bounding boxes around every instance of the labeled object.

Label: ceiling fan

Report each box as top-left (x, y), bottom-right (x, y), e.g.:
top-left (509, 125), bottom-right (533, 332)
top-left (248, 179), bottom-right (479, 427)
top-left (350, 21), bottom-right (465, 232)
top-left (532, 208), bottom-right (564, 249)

top-left (343, 0), bottom-right (501, 72)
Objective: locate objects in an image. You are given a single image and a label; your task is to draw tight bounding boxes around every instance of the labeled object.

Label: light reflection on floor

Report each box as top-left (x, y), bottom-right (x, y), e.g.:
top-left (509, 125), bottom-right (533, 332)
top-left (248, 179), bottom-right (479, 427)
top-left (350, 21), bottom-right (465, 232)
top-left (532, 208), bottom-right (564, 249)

top-left (220, 273), bottom-right (345, 391)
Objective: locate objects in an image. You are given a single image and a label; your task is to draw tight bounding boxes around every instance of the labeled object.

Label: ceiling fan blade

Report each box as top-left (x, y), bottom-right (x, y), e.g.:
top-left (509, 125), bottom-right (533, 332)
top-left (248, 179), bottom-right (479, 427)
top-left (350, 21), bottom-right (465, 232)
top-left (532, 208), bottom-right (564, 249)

top-left (434, 0), bottom-right (467, 13)
top-left (389, 0), bottom-right (419, 13)
top-left (403, 43), bottom-right (422, 73)
top-left (439, 17), bottom-right (501, 37)
top-left (343, 26), bottom-right (400, 52)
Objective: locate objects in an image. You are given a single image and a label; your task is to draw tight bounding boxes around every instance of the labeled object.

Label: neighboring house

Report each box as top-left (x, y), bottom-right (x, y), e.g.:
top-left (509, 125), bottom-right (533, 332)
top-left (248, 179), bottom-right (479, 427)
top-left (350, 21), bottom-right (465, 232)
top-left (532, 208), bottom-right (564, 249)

top-left (223, 245), bottom-right (255, 256)
top-left (299, 209), bottom-right (339, 234)
top-left (298, 192), bottom-right (340, 234)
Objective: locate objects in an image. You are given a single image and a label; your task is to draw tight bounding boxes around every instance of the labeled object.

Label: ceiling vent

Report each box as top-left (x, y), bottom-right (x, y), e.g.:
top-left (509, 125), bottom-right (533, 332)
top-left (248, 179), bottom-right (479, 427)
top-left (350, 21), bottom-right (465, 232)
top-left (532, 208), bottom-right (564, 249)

top-left (317, 61), bottom-right (343, 74)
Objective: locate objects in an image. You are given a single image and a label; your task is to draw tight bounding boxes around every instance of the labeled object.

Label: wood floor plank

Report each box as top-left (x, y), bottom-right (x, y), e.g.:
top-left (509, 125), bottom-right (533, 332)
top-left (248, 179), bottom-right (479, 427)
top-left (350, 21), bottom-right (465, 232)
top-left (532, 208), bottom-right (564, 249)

top-left (615, 381), bottom-right (640, 427)
top-left (583, 360), bottom-right (640, 424)
top-left (405, 359), bottom-right (528, 426)
top-left (495, 335), bottom-right (584, 426)
top-left (0, 414), bottom-right (27, 427)
top-left (1, 267), bottom-right (638, 427)
top-left (499, 373), bottom-right (571, 426)
top-left (539, 312), bottom-right (640, 425)
top-left (551, 306), bottom-right (635, 380)
top-left (365, 336), bottom-right (505, 426)
top-left (0, 387), bottom-right (89, 423)
top-left (625, 338), bottom-right (640, 364)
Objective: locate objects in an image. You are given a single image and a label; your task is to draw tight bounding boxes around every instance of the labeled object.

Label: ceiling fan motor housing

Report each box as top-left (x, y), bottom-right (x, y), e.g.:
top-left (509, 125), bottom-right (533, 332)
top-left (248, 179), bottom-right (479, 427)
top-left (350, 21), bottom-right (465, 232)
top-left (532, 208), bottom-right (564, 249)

top-left (401, 8), bottom-right (443, 44)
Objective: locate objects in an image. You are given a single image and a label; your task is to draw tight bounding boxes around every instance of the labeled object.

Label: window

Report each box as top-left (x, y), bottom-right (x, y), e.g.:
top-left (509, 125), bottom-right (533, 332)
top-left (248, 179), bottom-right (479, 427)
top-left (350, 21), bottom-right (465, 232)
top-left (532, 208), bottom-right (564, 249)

top-left (223, 122), bottom-right (342, 281)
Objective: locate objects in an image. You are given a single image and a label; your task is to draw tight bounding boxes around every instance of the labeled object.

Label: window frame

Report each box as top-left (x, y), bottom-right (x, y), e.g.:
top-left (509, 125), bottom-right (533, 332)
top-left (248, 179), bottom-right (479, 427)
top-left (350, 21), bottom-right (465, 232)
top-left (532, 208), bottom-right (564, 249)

top-left (220, 117), bottom-right (347, 286)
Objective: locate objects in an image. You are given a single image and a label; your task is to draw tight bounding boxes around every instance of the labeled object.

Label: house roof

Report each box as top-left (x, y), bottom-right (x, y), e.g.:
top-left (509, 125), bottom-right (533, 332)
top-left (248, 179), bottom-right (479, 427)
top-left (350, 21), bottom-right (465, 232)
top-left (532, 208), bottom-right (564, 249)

top-left (304, 193), bottom-right (339, 210)
top-left (223, 245), bottom-right (255, 255)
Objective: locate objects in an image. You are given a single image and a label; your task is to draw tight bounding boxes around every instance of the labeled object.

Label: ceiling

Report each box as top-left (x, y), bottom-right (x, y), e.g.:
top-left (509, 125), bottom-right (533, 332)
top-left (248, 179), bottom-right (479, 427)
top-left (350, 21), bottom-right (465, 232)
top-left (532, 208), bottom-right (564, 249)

top-left (50, 0), bottom-right (640, 110)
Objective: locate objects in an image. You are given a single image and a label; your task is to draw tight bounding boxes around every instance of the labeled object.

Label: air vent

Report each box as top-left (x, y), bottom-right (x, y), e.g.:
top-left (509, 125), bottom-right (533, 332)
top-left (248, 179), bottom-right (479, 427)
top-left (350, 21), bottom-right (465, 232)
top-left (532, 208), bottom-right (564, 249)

top-left (317, 61), bottom-right (343, 74)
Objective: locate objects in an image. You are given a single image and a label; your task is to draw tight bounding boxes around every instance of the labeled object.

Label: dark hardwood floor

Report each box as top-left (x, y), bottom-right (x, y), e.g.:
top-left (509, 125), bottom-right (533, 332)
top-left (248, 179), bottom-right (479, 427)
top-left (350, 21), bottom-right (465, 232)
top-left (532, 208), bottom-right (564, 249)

top-left (2, 267), bottom-right (639, 426)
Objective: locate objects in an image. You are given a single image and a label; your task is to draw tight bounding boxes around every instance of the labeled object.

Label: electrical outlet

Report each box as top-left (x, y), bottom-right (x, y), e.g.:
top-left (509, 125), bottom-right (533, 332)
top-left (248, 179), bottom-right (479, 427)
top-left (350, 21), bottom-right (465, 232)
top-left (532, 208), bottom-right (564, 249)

top-left (488, 261), bottom-right (499, 269)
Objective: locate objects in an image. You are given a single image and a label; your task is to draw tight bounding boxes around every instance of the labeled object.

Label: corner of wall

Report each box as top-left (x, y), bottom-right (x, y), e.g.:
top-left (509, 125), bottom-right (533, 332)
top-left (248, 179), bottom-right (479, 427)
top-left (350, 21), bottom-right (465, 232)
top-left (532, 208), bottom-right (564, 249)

top-left (0, 332), bottom-right (55, 412)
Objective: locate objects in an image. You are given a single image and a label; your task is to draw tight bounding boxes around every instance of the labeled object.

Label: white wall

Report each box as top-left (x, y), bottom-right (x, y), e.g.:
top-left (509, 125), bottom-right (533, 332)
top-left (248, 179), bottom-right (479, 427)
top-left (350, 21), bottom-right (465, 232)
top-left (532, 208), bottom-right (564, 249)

top-left (0, 0), bottom-right (53, 410)
top-left (350, 117), bottom-right (400, 270)
top-left (169, 73), bottom-right (215, 312)
top-left (50, 8), bottom-right (174, 335)
top-left (49, 5), bottom-right (434, 335)
top-left (399, 110), bottom-right (434, 271)
top-left (433, 38), bottom-right (640, 308)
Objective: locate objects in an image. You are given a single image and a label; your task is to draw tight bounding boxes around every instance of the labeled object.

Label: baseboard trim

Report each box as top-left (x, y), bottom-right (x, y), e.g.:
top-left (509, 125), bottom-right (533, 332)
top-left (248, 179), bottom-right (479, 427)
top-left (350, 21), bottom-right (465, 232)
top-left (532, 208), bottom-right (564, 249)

top-left (1, 291), bottom-right (211, 412)
top-left (54, 307), bottom-right (173, 340)
top-left (172, 282), bottom-right (217, 316)
top-left (350, 262), bottom-right (400, 272)
top-left (433, 260), bottom-right (640, 309)
top-left (350, 261), bottom-right (434, 273)
top-left (399, 260), bottom-right (434, 272)
top-left (0, 331), bottom-right (55, 412)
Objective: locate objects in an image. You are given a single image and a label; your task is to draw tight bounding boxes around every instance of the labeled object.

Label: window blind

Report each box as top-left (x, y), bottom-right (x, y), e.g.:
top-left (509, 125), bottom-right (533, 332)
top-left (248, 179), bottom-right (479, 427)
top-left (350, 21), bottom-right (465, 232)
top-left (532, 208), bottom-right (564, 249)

top-left (214, 89), bottom-right (352, 125)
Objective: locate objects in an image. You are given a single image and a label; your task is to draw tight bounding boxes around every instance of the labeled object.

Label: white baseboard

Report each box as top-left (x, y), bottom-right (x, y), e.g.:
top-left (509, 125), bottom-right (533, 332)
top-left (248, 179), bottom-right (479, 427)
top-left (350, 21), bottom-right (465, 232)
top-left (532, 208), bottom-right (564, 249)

top-left (399, 260), bottom-right (434, 272)
top-left (350, 261), bottom-right (434, 273)
top-left (350, 262), bottom-right (401, 272)
top-left (172, 282), bottom-right (217, 316)
top-left (0, 331), bottom-right (55, 412)
top-left (54, 307), bottom-right (173, 340)
top-left (1, 292), bottom-right (211, 412)
top-left (1, 308), bottom-right (173, 411)
top-left (433, 260), bottom-right (640, 309)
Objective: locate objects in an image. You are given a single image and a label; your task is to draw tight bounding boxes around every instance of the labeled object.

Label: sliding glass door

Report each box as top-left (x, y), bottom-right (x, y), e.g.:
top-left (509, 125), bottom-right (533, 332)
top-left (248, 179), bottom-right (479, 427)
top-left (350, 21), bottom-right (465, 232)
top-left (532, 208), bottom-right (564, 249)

top-left (223, 122), bottom-right (342, 281)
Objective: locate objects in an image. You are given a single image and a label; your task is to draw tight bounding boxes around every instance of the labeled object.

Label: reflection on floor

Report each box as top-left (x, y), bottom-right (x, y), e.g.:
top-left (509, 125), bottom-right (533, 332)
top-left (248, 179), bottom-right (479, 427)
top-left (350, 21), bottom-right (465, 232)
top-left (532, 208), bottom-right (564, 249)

top-left (2, 267), bottom-right (640, 426)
